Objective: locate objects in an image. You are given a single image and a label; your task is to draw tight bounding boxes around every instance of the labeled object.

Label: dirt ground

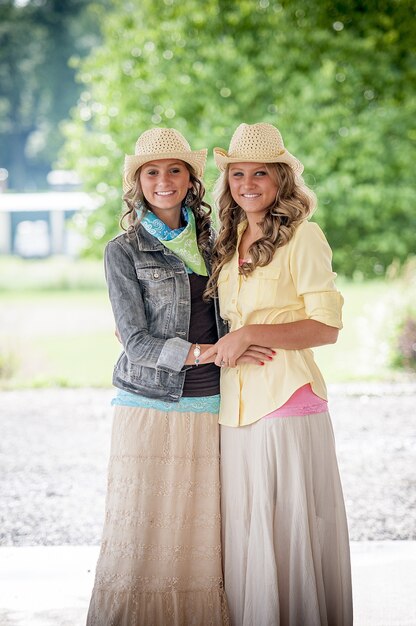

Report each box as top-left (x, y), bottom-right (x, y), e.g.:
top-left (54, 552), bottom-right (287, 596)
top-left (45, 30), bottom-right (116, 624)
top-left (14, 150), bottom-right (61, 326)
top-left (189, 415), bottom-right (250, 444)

top-left (1, 383), bottom-right (415, 546)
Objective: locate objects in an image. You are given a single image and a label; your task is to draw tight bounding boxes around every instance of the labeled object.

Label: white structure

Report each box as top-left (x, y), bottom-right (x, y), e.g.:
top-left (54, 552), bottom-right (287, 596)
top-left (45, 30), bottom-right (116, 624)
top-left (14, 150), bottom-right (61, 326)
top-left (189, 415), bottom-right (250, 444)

top-left (0, 192), bottom-right (98, 257)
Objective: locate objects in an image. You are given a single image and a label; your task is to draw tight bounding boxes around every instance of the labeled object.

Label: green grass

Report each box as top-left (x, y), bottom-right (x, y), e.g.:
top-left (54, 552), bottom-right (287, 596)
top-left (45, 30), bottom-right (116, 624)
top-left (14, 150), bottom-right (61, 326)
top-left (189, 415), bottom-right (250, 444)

top-left (0, 257), bottom-right (413, 388)
top-left (314, 278), bottom-right (396, 382)
top-left (0, 288), bottom-right (120, 388)
top-left (0, 255), bottom-right (106, 292)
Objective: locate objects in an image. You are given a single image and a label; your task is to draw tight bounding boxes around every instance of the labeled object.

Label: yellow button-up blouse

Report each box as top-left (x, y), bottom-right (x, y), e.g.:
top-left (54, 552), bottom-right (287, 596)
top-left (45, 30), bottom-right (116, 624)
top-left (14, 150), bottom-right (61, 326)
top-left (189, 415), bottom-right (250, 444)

top-left (217, 220), bottom-right (344, 427)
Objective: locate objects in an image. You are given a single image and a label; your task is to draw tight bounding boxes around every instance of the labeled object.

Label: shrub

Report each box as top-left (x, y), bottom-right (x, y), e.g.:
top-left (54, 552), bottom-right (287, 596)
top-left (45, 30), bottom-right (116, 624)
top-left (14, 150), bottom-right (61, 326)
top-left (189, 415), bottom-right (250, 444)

top-left (394, 316), bottom-right (416, 371)
top-left (387, 257), bottom-right (416, 372)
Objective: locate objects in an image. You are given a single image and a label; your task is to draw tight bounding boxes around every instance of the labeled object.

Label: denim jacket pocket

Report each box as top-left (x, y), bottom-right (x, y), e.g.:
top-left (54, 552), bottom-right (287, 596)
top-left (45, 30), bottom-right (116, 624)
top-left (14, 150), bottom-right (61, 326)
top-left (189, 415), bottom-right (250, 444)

top-left (134, 265), bottom-right (176, 306)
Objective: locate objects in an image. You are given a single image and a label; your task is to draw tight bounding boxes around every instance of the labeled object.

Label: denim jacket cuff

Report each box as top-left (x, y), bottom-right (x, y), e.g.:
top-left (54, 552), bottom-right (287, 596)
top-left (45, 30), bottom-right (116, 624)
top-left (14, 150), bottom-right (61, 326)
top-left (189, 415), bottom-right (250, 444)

top-left (156, 337), bottom-right (191, 373)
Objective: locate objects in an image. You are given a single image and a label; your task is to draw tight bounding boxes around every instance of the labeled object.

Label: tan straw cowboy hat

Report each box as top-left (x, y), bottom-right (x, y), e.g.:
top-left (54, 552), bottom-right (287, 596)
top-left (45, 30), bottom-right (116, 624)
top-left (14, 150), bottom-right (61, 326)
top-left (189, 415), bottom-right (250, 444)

top-left (213, 122), bottom-right (304, 175)
top-left (123, 127), bottom-right (207, 192)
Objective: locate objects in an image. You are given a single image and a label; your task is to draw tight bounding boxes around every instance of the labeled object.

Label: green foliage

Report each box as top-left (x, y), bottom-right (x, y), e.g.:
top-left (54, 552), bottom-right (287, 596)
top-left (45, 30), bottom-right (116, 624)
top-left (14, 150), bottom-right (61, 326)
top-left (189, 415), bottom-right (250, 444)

top-left (0, 0), bottom-right (104, 189)
top-left (61, 0), bottom-right (416, 276)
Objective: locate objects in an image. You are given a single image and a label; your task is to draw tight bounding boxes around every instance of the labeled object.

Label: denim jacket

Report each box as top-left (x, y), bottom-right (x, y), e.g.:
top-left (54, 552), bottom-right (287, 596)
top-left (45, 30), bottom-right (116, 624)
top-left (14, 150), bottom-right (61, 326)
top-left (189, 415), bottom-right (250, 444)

top-left (104, 223), bottom-right (227, 401)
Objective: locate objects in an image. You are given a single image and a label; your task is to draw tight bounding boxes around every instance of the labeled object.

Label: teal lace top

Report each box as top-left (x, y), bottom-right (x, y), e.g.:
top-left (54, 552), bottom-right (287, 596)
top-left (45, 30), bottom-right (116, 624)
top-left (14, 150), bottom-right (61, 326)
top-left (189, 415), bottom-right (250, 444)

top-left (112, 389), bottom-right (220, 415)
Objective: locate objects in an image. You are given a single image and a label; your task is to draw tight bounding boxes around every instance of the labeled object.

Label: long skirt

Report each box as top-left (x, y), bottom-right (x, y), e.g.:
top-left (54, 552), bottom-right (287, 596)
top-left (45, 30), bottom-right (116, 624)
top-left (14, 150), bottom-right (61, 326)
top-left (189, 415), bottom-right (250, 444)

top-left (220, 412), bottom-right (353, 626)
top-left (87, 406), bottom-right (229, 626)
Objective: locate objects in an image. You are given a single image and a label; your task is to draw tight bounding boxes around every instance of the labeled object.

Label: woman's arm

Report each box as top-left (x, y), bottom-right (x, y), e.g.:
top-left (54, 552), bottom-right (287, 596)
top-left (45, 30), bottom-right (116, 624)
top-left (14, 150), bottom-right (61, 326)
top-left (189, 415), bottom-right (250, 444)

top-left (199, 320), bottom-right (338, 367)
top-left (105, 240), bottom-right (191, 373)
top-left (244, 319), bottom-right (338, 350)
top-left (184, 341), bottom-right (275, 367)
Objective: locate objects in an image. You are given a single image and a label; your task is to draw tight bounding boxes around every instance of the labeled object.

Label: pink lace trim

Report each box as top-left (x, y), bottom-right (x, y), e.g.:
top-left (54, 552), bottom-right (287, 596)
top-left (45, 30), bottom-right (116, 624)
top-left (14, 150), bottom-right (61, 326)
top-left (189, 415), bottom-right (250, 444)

top-left (263, 384), bottom-right (328, 418)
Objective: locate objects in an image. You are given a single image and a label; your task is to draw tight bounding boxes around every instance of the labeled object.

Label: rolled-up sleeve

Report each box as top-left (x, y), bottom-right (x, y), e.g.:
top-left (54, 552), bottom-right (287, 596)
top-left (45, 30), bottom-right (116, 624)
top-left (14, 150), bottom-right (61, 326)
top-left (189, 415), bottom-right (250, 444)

top-left (290, 221), bottom-right (344, 329)
top-left (156, 336), bottom-right (191, 372)
top-left (302, 290), bottom-right (344, 328)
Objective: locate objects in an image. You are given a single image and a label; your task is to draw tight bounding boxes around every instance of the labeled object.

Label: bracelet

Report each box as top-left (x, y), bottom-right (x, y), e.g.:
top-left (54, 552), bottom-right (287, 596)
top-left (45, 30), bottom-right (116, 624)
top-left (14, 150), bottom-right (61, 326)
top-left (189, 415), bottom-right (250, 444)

top-left (193, 343), bottom-right (201, 366)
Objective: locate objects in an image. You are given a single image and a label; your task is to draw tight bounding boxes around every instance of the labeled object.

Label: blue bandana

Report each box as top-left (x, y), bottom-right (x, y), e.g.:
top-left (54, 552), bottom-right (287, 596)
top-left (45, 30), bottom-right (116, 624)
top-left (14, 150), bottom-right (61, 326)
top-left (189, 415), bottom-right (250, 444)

top-left (140, 205), bottom-right (188, 240)
top-left (137, 204), bottom-right (208, 276)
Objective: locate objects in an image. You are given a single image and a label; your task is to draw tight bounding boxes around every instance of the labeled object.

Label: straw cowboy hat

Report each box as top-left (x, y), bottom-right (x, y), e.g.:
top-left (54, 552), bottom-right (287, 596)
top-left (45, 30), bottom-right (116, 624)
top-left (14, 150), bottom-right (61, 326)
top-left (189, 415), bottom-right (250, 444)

top-left (213, 122), bottom-right (304, 175)
top-left (123, 128), bottom-right (207, 192)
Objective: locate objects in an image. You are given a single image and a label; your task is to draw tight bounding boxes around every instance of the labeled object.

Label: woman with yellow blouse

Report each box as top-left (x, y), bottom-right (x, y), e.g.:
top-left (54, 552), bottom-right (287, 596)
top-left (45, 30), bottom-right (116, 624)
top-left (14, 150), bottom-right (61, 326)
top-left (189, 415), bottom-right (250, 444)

top-left (202, 123), bottom-right (353, 626)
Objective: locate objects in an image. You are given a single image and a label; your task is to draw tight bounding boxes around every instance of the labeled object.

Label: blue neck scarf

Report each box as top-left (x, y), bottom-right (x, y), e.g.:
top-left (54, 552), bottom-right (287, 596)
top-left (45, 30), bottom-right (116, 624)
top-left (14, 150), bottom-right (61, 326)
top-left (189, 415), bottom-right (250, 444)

top-left (136, 204), bottom-right (208, 276)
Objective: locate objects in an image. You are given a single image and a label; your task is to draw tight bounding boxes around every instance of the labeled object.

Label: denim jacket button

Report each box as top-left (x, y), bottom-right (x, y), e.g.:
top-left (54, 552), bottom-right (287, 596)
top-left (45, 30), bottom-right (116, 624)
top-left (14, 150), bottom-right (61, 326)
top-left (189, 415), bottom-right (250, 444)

top-left (153, 271), bottom-right (160, 279)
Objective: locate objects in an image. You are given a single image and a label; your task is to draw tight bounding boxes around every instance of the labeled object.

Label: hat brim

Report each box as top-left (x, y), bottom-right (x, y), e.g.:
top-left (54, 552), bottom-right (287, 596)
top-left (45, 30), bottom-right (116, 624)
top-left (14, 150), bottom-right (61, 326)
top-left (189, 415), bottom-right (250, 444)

top-left (123, 149), bottom-right (207, 193)
top-left (213, 148), bottom-right (304, 176)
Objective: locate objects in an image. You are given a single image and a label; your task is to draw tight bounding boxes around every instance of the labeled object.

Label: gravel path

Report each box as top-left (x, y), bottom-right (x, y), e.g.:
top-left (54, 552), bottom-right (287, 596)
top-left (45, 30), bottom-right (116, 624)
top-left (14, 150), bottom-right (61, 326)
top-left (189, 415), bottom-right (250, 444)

top-left (1, 384), bottom-right (415, 546)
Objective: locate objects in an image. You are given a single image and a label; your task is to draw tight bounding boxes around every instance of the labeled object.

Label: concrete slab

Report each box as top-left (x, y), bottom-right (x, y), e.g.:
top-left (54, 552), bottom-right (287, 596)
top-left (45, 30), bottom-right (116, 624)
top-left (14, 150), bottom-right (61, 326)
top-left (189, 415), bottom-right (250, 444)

top-left (0, 546), bottom-right (96, 626)
top-left (351, 541), bottom-right (416, 626)
top-left (0, 542), bottom-right (415, 625)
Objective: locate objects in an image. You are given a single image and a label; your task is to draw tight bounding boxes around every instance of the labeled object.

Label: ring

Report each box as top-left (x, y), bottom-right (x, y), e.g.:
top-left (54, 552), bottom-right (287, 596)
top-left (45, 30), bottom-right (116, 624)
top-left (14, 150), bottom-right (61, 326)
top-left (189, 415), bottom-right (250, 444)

top-left (220, 360), bottom-right (226, 367)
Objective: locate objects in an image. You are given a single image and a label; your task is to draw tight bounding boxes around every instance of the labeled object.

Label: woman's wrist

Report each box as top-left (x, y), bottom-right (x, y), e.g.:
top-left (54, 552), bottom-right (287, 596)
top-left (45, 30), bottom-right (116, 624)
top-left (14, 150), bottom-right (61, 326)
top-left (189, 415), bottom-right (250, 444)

top-left (193, 343), bottom-right (201, 366)
top-left (184, 343), bottom-right (214, 366)
top-left (239, 324), bottom-right (254, 346)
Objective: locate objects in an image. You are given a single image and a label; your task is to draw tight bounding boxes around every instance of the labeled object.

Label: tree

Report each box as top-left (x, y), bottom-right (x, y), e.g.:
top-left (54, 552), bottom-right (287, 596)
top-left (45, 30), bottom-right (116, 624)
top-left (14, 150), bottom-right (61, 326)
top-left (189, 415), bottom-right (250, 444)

top-left (0, 0), bottom-right (103, 190)
top-left (62, 0), bottom-right (416, 277)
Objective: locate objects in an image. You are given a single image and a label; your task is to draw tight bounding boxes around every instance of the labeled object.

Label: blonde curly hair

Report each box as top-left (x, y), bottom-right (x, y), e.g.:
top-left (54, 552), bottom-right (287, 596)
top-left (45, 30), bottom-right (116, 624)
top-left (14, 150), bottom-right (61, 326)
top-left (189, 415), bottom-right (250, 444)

top-left (205, 162), bottom-right (317, 299)
top-left (121, 162), bottom-right (213, 255)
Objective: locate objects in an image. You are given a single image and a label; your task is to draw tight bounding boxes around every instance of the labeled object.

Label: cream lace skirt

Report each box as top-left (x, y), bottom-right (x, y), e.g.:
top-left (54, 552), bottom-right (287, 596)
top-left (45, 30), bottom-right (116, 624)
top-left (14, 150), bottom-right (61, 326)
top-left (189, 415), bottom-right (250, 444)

top-left (87, 406), bottom-right (229, 626)
top-left (220, 412), bottom-right (353, 626)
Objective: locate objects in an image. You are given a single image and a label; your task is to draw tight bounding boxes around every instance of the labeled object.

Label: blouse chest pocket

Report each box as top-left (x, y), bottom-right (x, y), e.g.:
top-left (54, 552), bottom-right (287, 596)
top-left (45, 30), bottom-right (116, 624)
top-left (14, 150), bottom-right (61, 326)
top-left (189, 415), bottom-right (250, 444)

top-left (134, 265), bottom-right (175, 306)
top-left (249, 266), bottom-right (282, 310)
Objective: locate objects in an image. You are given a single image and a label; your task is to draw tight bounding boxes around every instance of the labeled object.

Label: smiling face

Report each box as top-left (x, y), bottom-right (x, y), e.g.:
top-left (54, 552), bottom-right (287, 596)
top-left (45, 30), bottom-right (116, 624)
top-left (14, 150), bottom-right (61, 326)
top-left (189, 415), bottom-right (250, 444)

top-left (228, 162), bottom-right (278, 221)
top-left (139, 158), bottom-right (192, 224)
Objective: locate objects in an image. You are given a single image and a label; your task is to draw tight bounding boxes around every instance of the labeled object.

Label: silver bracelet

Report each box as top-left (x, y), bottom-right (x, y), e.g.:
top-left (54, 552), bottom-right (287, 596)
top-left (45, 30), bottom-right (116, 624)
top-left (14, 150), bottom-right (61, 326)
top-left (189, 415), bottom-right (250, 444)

top-left (193, 343), bottom-right (201, 366)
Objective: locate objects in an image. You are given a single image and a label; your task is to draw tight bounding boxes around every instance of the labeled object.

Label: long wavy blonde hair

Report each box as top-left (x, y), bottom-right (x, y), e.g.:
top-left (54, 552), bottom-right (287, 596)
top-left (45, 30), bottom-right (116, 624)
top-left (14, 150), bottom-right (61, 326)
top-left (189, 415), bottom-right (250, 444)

top-left (121, 162), bottom-right (213, 255)
top-left (205, 162), bottom-right (317, 299)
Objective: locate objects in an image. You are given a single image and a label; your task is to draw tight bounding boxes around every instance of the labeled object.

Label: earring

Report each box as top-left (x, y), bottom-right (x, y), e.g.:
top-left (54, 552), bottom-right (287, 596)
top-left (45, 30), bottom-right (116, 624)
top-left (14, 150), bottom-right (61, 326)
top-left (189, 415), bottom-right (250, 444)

top-left (185, 190), bottom-right (194, 206)
top-left (134, 198), bottom-right (148, 219)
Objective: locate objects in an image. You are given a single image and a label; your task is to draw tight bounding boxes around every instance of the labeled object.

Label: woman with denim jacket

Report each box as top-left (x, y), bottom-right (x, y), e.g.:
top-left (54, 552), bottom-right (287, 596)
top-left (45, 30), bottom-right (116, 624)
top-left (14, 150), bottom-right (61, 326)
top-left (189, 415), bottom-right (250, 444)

top-left (202, 123), bottom-right (353, 626)
top-left (86, 128), bottom-right (271, 626)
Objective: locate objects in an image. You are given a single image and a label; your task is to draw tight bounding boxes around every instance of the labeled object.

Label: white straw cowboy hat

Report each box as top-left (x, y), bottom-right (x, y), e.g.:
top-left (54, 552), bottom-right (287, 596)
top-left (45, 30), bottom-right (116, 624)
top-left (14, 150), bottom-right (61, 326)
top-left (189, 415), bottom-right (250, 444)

top-left (213, 122), bottom-right (304, 175)
top-left (123, 127), bottom-right (207, 192)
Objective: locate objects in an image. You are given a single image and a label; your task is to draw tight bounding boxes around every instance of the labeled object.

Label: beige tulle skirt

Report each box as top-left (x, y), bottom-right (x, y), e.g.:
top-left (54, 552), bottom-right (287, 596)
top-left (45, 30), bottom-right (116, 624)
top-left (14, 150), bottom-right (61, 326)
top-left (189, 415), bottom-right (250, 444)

top-left (87, 405), bottom-right (229, 626)
top-left (220, 412), bottom-right (353, 626)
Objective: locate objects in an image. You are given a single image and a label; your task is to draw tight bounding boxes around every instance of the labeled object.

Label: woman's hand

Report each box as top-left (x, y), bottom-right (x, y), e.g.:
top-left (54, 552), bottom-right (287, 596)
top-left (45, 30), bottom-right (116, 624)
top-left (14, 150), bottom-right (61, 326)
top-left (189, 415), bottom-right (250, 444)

top-left (199, 328), bottom-right (275, 367)
top-left (236, 345), bottom-right (275, 366)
